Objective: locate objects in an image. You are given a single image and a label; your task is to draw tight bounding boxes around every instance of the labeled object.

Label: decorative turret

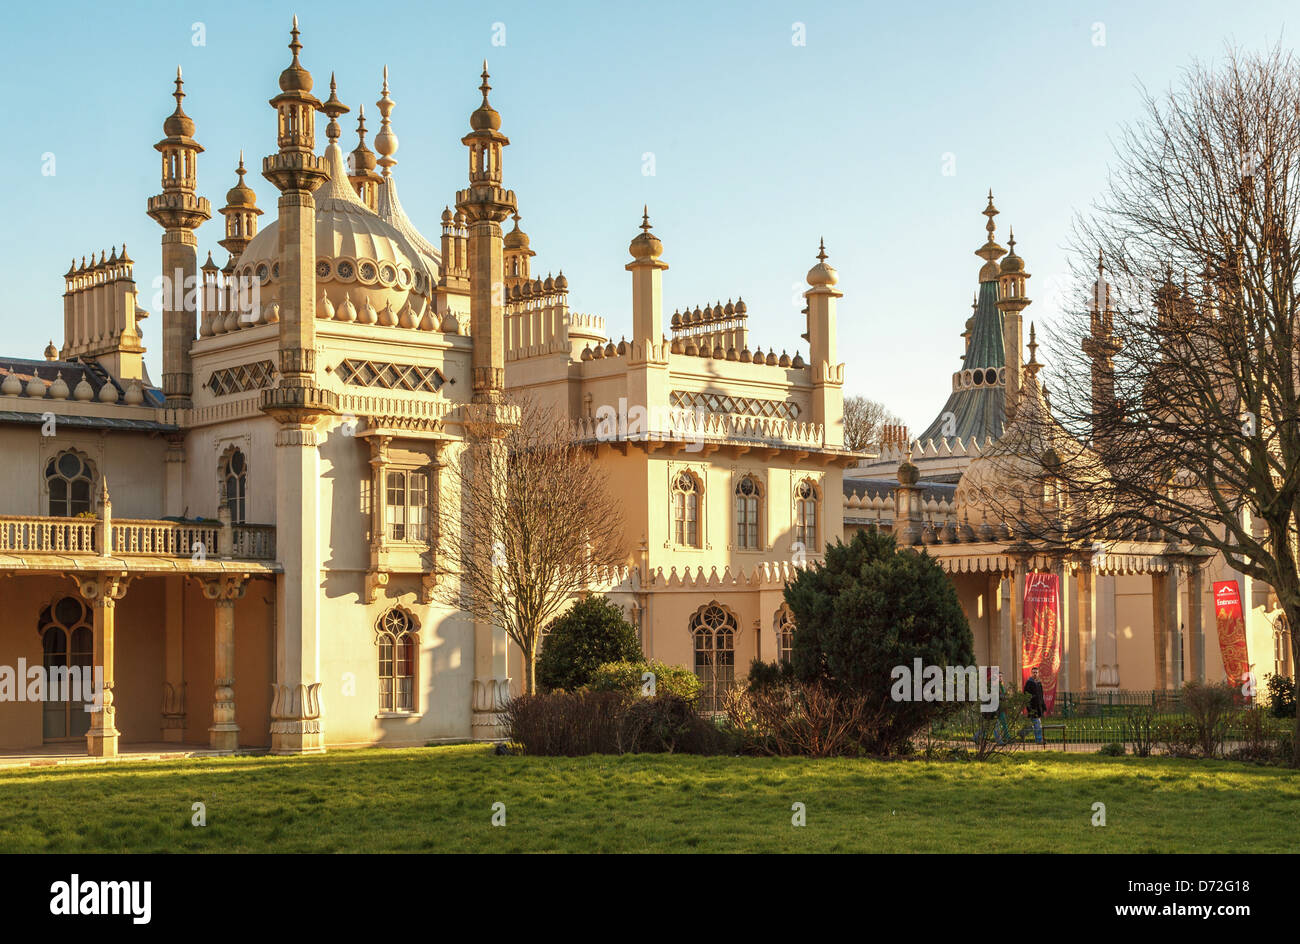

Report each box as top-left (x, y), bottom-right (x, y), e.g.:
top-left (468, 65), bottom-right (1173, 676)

top-left (218, 153), bottom-right (261, 259)
top-left (455, 61), bottom-right (517, 397)
top-left (61, 246), bottom-right (147, 382)
top-left (994, 218), bottom-right (1030, 426)
top-left (259, 15), bottom-right (333, 417)
top-left (1082, 249), bottom-right (1123, 435)
top-left (348, 106), bottom-right (382, 209)
top-left (146, 66), bottom-right (211, 407)
top-left (626, 207), bottom-right (667, 346)
top-left (804, 238), bottom-right (844, 448)
top-left (504, 212), bottom-right (535, 288)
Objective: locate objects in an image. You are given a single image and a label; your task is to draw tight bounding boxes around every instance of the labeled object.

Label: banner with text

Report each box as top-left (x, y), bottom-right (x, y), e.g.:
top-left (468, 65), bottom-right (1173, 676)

top-left (1212, 580), bottom-right (1250, 687)
top-left (1021, 571), bottom-right (1061, 714)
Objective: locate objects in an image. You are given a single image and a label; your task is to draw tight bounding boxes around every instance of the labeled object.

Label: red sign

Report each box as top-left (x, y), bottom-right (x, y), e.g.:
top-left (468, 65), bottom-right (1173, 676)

top-left (1021, 572), bottom-right (1061, 714)
top-left (1212, 580), bottom-right (1250, 687)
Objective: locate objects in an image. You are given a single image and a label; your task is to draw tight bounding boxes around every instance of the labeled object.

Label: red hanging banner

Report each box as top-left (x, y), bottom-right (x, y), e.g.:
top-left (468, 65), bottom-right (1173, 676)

top-left (1021, 572), bottom-right (1061, 714)
top-left (1212, 580), bottom-right (1250, 687)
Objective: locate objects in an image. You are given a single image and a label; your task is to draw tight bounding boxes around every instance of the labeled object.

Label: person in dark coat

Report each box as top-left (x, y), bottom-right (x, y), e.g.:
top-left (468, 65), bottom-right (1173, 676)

top-left (1023, 665), bottom-right (1046, 744)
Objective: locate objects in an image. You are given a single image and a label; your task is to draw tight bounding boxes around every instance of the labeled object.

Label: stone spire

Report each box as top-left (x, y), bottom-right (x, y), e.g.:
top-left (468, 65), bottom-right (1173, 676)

top-left (375, 66), bottom-right (398, 177)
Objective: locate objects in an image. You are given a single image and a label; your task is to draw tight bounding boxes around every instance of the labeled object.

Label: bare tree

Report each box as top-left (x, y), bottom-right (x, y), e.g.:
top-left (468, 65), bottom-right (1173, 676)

top-left (843, 395), bottom-right (903, 452)
top-left (436, 397), bottom-right (627, 693)
top-left (986, 45), bottom-right (1300, 763)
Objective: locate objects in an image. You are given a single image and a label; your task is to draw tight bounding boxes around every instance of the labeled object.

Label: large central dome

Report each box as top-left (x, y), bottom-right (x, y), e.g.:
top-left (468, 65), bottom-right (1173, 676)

top-left (235, 143), bottom-right (439, 317)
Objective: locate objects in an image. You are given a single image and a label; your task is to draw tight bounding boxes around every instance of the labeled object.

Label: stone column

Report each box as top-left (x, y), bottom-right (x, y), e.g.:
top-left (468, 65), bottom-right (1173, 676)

top-left (1150, 572), bottom-right (1168, 690)
top-left (999, 572), bottom-right (1014, 681)
top-left (161, 575), bottom-right (187, 741)
top-left (986, 572), bottom-right (1003, 671)
top-left (366, 434), bottom-right (391, 603)
top-left (1054, 557), bottom-right (1072, 695)
top-left (1185, 552), bottom-right (1209, 682)
top-left (75, 574), bottom-right (132, 757)
top-left (202, 575), bottom-right (248, 751)
top-left (1075, 559), bottom-right (1096, 692)
top-left (1167, 561), bottom-right (1187, 688)
top-left (1010, 551), bottom-right (1030, 684)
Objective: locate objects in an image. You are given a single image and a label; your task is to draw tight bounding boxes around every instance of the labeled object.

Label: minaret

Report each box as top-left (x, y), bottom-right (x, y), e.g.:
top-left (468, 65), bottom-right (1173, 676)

top-left (504, 212), bottom-right (535, 289)
top-left (996, 225), bottom-right (1032, 423)
top-left (805, 238), bottom-right (844, 448)
top-left (455, 62), bottom-right (517, 738)
top-left (455, 61), bottom-right (517, 398)
top-left (217, 153), bottom-right (261, 319)
top-left (146, 66), bottom-right (211, 408)
top-left (258, 17), bottom-right (335, 756)
top-left (1082, 249), bottom-right (1122, 435)
top-left (626, 207), bottom-right (667, 346)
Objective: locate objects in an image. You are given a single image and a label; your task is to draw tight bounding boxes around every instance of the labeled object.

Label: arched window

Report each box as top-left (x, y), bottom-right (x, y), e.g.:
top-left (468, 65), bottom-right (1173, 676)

top-left (377, 608), bottom-right (417, 713)
top-left (220, 448), bottom-right (247, 524)
top-left (775, 605), bottom-right (796, 665)
top-left (672, 471), bottom-right (700, 547)
top-left (734, 475), bottom-right (761, 550)
top-left (45, 450), bottom-right (95, 517)
top-left (794, 479), bottom-right (820, 552)
top-left (690, 602), bottom-right (736, 712)
top-left (39, 597), bottom-right (93, 741)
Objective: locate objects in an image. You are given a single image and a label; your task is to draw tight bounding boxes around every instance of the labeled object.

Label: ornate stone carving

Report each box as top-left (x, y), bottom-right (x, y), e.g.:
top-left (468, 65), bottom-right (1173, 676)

top-left (471, 676), bottom-right (512, 741)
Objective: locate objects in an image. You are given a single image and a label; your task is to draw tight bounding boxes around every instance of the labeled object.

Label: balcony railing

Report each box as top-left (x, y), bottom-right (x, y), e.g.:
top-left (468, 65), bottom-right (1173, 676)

top-left (0, 514), bottom-right (275, 562)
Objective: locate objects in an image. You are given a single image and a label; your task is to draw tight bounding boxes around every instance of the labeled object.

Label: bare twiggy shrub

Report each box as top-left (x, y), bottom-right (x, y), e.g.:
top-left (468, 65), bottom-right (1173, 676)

top-left (436, 396), bottom-right (626, 693)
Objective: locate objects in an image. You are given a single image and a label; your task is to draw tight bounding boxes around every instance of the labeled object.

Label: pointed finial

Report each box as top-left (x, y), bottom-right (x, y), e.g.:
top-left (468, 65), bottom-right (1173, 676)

top-left (375, 67), bottom-right (398, 174)
top-left (1026, 322), bottom-right (1041, 378)
top-left (641, 205), bottom-right (652, 233)
top-left (817, 238), bottom-right (827, 262)
top-left (290, 15), bottom-right (302, 61)
top-left (480, 60), bottom-right (491, 103)
top-left (100, 474), bottom-right (110, 503)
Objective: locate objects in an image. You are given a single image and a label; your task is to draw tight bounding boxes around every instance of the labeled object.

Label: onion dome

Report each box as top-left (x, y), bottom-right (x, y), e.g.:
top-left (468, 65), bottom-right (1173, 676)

top-left (629, 207), bottom-right (663, 262)
top-left (49, 373), bottom-right (69, 400)
top-left (504, 212), bottom-right (530, 251)
top-left (73, 377), bottom-right (94, 401)
top-left (1000, 229), bottom-right (1024, 274)
top-left (163, 67), bottom-right (196, 138)
top-left (278, 17), bottom-right (314, 93)
top-left (1, 372), bottom-right (20, 396)
top-left (671, 310), bottom-right (682, 329)
top-left (350, 105), bottom-right (378, 175)
top-left (470, 62), bottom-right (502, 131)
top-left (124, 381), bottom-right (145, 406)
top-left (555, 271), bottom-right (568, 291)
top-left (779, 351), bottom-right (791, 367)
top-left (224, 154), bottom-right (257, 209)
top-left (791, 352), bottom-right (805, 368)
top-left (98, 381), bottom-right (119, 403)
top-left (543, 274), bottom-right (554, 292)
top-left (43, 340), bottom-right (58, 361)
top-left (806, 239), bottom-right (838, 287)
top-left (26, 376), bottom-right (46, 398)
top-left (735, 298), bottom-right (746, 315)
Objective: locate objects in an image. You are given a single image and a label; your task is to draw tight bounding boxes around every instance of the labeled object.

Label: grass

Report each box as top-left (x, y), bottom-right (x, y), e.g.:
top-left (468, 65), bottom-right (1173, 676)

top-left (0, 744), bottom-right (1296, 853)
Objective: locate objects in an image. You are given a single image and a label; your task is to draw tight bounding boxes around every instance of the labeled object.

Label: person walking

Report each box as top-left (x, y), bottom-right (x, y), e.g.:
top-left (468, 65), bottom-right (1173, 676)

top-left (1024, 666), bottom-right (1046, 745)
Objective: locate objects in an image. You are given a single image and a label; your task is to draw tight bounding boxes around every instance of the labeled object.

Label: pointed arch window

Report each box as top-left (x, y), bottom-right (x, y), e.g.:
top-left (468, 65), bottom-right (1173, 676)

top-left (775, 605), bottom-right (796, 665)
top-left (672, 471), bottom-right (701, 547)
top-left (735, 475), bottom-right (762, 550)
top-left (220, 448), bottom-right (247, 524)
top-left (794, 479), bottom-right (821, 552)
top-left (377, 608), bottom-right (417, 713)
top-left (45, 451), bottom-right (95, 517)
top-left (690, 602), bottom-right (736, 712)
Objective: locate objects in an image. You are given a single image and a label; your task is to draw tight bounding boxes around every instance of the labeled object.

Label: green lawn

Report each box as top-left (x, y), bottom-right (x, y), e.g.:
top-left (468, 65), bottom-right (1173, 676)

top-left (0, 745), bottom-right (1295, 853)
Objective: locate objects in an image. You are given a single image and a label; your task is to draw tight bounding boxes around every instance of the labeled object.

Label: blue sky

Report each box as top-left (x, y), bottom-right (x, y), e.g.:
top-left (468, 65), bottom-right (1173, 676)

top-left (1, 0), bottom-right (1293, 431)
